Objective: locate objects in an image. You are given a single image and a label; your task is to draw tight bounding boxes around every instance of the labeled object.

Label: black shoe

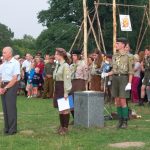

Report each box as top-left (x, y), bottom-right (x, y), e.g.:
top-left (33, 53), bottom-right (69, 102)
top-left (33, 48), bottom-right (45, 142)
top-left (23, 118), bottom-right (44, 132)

top-left (136, 101), bottom-right (144, 106)
top-left (5, 132), bottom-right (17, 136)
top-left (121, 119), bottom-right (128, 129)
top-left (138, 102), bottom-right (144, 106)
top-left (116, 118), bottom-right (123, 129)
top-left (147, 102), bottom-right (150, 106)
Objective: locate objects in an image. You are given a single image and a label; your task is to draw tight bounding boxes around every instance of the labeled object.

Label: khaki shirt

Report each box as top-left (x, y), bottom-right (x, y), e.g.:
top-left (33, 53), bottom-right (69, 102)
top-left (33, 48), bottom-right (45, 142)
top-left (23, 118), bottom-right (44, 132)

top-left (44, 62), bottom-right (55, 75)
top-left (112, 51), bottom-right (134, 74)
top-left (53, 60), bottom-right (72, 97)
top-left (143, 56), bottom-right (150, 71)
top-left (70, 60), bottom-right (88, 80)
top-left (90, 61), bottom-right (100, 75)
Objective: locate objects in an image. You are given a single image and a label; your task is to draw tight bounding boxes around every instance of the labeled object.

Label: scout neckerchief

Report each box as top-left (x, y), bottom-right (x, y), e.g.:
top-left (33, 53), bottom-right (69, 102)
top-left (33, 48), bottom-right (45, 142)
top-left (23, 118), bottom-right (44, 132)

top-left (115, 51), bottom-right (126, 70)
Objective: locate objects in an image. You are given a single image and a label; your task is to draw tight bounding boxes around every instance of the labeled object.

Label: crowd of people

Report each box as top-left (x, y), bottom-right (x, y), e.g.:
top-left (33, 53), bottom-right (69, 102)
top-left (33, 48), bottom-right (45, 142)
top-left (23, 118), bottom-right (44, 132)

top-left (0, 38), bottom-right (150, 135)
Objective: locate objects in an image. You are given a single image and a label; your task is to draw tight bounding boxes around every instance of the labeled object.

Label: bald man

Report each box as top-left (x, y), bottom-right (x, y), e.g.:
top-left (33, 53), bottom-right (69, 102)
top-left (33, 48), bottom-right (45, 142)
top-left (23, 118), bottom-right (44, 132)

top-left (0, 47), bottom-right (20, 135)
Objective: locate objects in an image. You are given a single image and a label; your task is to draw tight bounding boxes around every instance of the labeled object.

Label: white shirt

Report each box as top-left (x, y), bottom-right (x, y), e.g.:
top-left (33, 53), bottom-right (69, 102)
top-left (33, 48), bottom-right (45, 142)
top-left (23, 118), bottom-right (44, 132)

top-left (0, 57), bottom-right (20, 81)
top-left (134, 62), bottom-right (141, 78)
top-left (22, 60), bottom-right (31, 72)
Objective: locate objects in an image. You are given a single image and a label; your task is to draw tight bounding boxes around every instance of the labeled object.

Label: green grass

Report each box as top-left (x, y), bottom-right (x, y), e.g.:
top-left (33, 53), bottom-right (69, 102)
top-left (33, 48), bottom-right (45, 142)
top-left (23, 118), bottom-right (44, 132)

top-left (0, 96), bottom-right (150, 150)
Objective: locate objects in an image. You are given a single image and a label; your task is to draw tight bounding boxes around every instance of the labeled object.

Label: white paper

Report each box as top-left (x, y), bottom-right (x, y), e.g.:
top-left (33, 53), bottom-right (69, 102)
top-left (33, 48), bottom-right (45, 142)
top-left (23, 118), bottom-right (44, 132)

top-left (119, 14), bottom-right (132, 31)
top-left (57, 97), bottom-right (70, 111)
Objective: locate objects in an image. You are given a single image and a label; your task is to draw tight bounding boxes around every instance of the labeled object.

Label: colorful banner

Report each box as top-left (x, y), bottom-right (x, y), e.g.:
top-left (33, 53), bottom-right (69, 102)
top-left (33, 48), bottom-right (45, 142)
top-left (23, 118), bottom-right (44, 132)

top-left (119, 14), bottom-right (132, 31)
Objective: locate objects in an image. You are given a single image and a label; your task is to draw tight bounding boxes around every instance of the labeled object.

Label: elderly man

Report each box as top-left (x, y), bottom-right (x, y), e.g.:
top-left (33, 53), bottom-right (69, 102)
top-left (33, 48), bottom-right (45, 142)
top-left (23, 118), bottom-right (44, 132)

top-left (0, 47), bottom-right (20, 135)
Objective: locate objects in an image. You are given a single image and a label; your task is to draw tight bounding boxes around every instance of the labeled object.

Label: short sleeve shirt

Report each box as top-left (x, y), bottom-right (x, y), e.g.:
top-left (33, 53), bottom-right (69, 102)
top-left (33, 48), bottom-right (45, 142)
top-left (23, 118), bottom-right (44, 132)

top-left (0, 57), bottom-right (20, 81)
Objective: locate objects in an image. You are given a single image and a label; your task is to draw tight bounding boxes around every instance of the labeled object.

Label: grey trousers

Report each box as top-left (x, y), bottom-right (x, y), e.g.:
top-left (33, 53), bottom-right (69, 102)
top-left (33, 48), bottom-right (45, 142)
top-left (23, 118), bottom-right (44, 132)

top-left (1, 83), bottom-right (19, 134)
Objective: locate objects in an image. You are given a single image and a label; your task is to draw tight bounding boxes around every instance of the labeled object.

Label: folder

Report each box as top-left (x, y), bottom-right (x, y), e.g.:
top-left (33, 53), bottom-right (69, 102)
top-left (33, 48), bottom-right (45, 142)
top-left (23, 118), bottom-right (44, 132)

top-left (57, 95), bottom-right (74, 111)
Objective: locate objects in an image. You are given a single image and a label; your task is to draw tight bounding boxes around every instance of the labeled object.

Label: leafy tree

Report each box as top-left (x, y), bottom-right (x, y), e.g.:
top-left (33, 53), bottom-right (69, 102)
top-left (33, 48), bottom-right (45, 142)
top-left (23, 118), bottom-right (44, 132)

top-left (0, 23), bottom-right (14, 53)
top-left (36, 21), bottom-right (78, 54)
top-left (12, 35), bottom-right (36, 56)
top-left (37, 0), bottom-right (150, 54)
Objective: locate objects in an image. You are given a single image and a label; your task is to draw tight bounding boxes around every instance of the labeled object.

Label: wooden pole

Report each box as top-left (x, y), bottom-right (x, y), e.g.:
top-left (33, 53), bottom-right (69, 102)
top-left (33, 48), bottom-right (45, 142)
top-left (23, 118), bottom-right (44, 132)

top-left (113, 0), bottom-right (117, 53)
top-left (83, 0), bottom-right (88, 64)
top-left (69, 21), bottom-right (83, 53)
top-left (149, 0), bottom-right (150, 17)
top-left (94, 2), bottom-right (106, 54)
top-left (96, 2), bottom-right (145, 8)
top-left (87, 14), bottom-right (101, 52)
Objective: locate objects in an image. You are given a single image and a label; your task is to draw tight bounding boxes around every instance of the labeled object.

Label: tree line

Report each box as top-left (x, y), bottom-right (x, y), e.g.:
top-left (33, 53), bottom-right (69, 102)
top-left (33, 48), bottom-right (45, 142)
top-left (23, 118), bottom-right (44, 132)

top-left (0, 0), bottom-right (149, 56)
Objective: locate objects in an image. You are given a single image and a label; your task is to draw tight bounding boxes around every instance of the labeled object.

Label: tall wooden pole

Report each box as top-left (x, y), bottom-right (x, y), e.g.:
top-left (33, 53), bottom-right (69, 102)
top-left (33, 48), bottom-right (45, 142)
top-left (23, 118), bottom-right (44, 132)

top-left (113, 0), bottom-right (117, 53)
top-left (149, 0), bottom-right (150, 17)
top-left (83, 0), bottom-right (88, 64)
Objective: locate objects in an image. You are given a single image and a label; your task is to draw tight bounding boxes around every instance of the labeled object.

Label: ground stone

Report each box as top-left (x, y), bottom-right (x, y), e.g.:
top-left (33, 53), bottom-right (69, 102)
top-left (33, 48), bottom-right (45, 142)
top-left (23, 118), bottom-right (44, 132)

top-left (20, 130), bottom-right (34, 135)
top-left (74, 91), bottom-right (104, 128)
top-left (109, 142), bottom-right (145, 148)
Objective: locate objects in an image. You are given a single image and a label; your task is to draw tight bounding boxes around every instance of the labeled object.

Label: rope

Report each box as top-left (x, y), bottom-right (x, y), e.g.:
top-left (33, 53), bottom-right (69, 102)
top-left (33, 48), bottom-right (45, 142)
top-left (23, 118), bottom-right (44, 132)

top-left (135, 6), bottom-right (147, 52)
top-left (137, 25), bottom-right (149, 53)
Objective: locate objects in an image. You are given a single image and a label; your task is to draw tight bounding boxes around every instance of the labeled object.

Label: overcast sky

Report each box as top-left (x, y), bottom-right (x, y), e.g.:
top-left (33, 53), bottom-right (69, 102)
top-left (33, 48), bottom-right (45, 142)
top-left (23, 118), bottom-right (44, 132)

top-left (0, 0), bottom-right (49, 39)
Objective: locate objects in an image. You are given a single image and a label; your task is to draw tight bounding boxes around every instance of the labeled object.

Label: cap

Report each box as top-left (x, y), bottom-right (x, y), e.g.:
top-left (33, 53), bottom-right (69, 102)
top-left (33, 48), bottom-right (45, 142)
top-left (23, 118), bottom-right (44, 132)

top-left (71, 49), bottom-right (81, 55)
top-left (116, 37), bottom-right (128, 45)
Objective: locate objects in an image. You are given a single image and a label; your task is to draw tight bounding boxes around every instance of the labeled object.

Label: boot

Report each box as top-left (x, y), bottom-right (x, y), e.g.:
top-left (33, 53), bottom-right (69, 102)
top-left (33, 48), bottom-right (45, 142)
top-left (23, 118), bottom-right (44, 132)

top-left (116, 118), bottom-right (123, 129)
top-left (121, 119), bottom-right (128, 129)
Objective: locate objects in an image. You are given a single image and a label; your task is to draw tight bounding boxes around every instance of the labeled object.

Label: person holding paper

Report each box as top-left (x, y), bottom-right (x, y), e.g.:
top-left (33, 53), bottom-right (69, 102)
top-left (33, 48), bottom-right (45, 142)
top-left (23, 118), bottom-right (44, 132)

top-left (53, 48), bottom-right (72, 135)
top-left (70, 49), bottom-right (88, 124)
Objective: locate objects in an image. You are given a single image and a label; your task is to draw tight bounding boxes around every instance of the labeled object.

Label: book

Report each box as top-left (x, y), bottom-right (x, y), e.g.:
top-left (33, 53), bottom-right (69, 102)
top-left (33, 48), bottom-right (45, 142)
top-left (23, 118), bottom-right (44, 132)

top-left (57, 95), bottom-right (74, 111)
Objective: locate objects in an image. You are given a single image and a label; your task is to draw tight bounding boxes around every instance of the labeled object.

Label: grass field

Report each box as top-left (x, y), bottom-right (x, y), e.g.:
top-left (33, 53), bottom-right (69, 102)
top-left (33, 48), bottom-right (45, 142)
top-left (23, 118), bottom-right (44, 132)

top-left (0, 96), bottom-right (150, 150)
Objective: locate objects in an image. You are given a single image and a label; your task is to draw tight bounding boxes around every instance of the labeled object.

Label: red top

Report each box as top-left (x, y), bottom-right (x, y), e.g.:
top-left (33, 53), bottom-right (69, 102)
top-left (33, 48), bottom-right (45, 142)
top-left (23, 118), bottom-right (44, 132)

top-left (36, 62), bottom-right (44, 74)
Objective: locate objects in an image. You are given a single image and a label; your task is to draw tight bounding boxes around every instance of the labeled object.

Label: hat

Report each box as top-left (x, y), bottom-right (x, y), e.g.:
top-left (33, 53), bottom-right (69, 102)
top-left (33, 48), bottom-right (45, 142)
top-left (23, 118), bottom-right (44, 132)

top-left (55, 48), bottom-right (67, 56)
top-left (116, 37), bottom-right (128, 45)
top-left (71, 49), bottom-right (81, 55)
top-left (105, 54), bottom-right (112, 59)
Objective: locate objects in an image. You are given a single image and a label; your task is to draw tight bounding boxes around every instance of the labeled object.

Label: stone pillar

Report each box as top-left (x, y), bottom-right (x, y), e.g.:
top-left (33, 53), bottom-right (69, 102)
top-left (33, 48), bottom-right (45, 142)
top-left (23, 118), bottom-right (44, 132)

top-left (74, 91), bottom-right (104, 128)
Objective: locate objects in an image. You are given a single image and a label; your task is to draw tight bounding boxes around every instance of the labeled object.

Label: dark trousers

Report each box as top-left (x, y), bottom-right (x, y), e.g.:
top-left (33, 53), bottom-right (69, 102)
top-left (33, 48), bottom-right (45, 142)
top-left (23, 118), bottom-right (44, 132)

top-left (43, 77), bottom-right (54, 98)
top-left (1, 83), bottom-right (19, 134)
top-left (24, 72), bottom-right (28, 96)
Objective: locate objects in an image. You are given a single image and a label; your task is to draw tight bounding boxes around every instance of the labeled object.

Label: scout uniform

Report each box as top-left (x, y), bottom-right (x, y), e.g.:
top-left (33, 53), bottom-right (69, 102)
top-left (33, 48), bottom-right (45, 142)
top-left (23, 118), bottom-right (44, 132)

top-left (111, 48), bottom-right (134, 128)
top-left (139, 55), bottom-right (150, 106)
top-left (70, 60), bottom-right (88, 91)
top-left (53, 60), bottom-right (72, 108)
top-left (112, 51), bottom-right (134, 98)
top-left (70, 50), bottom-right (88, 122)
top-left (90, 59), bottom-right (102, 91)
top-left (42, 62), bottom-right (55, 98)
top-left (143, 56), bottom-right (150, 86)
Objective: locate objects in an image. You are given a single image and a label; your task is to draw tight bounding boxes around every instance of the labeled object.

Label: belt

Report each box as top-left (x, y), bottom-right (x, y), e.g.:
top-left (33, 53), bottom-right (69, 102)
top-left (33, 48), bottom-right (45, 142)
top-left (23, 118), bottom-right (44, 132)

top-left (114, 74), bottom-right (128, 76)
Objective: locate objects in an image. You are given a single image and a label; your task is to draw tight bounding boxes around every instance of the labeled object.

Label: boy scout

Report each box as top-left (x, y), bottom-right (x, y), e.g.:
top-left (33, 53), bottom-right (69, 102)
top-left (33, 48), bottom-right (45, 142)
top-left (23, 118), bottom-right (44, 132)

top-left (140, 46), bottom-right (150, 106)
top-left (42, 56), bottom-right (55, 99)
top-left (102, 38), bottom-right (134, 129)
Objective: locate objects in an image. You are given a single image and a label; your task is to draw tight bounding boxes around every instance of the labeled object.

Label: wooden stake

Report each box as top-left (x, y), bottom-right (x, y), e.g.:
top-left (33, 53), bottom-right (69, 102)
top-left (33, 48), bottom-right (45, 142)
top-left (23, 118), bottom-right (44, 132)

top-left (83, 0), bottom-right (88, 64)
top-left (95, 2), bottom-right (106, 54)
top-left (113, 0), bottom-right (117, 54)
top-left (149, 0), bottom-right (150, 17)
top-left (87, 14), bottom-right (101, 52)
top-left (69, 21), bottom-right (83, 53)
